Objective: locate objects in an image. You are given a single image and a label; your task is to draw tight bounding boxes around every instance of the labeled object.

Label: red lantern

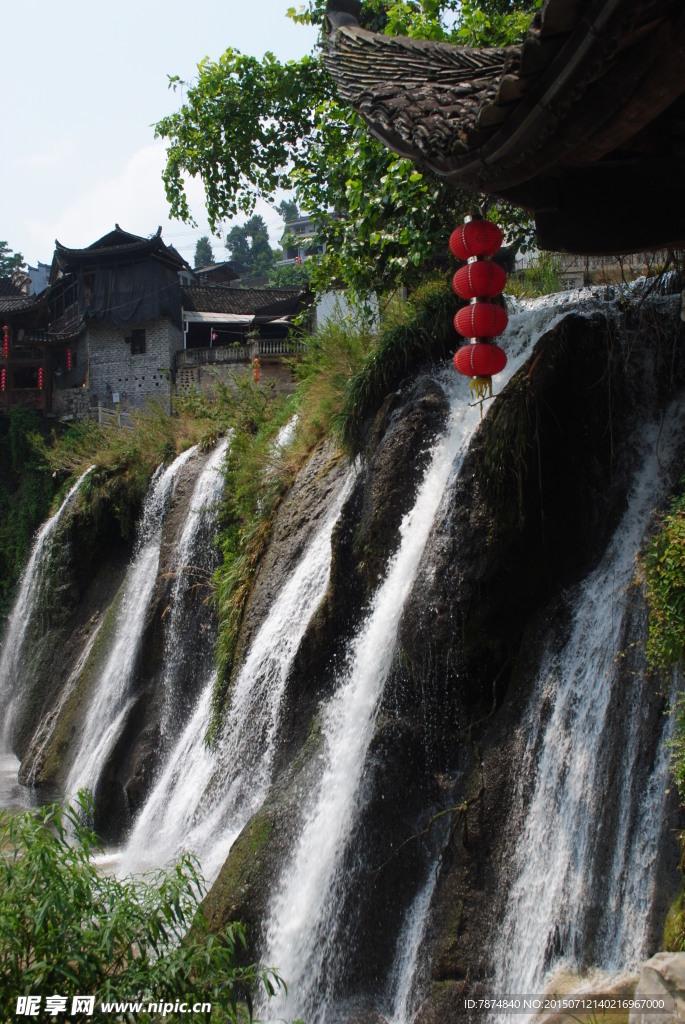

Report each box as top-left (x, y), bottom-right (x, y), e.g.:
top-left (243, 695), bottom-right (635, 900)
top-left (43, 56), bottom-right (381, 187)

top-left (449, 214), bottom-right (509, 413)
top-left (2, 327), bottom-right (8, 359)
top-left (449, 220), bottom-right (503, 261)
top-left (66, 348), bottom-right (72, 372)
top-left (1, 368), bottom-right (6, 391)
top-left (454, 343), bottom-right (507, 378)
top-left (38, 367), bottom-right (44, 391)
top-left (453, 260), bottom-right (507, 300)
top-left (253, 357), bottom-right (260, 383)
top-left (455, 302), bottom-right (508, 339)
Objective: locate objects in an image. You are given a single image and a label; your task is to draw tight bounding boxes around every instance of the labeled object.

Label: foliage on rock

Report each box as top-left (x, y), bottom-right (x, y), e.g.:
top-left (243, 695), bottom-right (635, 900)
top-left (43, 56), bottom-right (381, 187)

top-left (336, 279), bottom-right (458, 453)
top-left (643, 485), bottom-right (685, 673)
top-left (0, 407), bottom-right (57, 618)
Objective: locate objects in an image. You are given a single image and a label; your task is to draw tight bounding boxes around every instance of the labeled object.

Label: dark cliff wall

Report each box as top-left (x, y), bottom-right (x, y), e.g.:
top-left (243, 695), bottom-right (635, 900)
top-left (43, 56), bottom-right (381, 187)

top-left (6, 285), bottom-right (685, 1021)
top-left (205, 291), bottom-right (685, 1020)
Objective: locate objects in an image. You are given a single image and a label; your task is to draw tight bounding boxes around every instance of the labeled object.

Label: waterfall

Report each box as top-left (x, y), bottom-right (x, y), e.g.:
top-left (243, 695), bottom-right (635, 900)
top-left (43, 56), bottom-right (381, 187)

top-left (258, 387), bottom-right (473, 1023)
top-left (385, 864), bottom-right (440, 1024)
top-left (120, 465), bottom-right (357, 882)
top-left (256, 291), bottom-right (605, 1024)
top-left (0, 467), bottom-right (94, 750)
top-left (65, 447), bottom-right (197, 800)
top-left (491, 397), bottom-right (685, 1017)
top-left (158, 437), bottom-right (230, 733)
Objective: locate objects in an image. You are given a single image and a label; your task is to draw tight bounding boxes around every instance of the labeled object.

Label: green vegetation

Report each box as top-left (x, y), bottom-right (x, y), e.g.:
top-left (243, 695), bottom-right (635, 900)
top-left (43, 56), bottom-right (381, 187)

top-left (268, 262), bottom-right (312, 288)
top-left (643, 484), bottom-right (685, 675)
top-left (0, 407), bottom-right (57, 618)
top-left (0, 794), bottom-right (282, 1021)
top-left (194, 235), bottom-right (215, 268)
top-left (506, 252), bottom-right (563, 298)
top-left (336, 279), bottom-right (459, 453)
top-left (0, 241), bottom-right (24, 276)
top-left (642, 478), bottom-right (685, 951)
top-left (225, 215), bottom-right (278, 277)
top-left (155, 0), bottom-right (539, 299)
top-left (35, 402), bottom-right (212, 541)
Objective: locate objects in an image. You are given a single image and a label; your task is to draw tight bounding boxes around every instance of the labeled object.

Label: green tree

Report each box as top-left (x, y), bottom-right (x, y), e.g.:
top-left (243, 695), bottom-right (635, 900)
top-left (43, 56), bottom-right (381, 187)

top-left (0, 241), bottom-right (24, 276)
top-left (155, 0), bottom-right (539, 299)
top-left (0, 795), bottom-right (282, 1022)
top-left (277, 199), bottom-right (300, 224)
top-left (225, 215), bottom-right (276, 276)
top-left (268, 262), bottom-right (312, 287)
top-left (194, 235), bottom-right (216, 267)
top-left (0, 407), bottom-right (56, 619)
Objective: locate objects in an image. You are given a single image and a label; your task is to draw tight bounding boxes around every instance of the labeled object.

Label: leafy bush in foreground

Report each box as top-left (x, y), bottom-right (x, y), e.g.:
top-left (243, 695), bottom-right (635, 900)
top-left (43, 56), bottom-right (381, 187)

top-left (0, 795), bottom-right (282, 1021)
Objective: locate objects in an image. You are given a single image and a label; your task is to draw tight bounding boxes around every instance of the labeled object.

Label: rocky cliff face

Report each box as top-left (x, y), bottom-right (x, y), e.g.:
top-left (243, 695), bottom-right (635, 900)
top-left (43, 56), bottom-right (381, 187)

top-left (14, 449), bottom-right (222, 840)
top-left (3, 285), bottom-right (685, 1022)
top-left (204, 289), bottom-right (685, 1021)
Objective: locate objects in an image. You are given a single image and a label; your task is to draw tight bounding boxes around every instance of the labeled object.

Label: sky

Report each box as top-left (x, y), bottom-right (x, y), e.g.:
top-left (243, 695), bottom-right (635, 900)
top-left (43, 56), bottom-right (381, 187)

top-left (4, 0), bottom-right (320, 270)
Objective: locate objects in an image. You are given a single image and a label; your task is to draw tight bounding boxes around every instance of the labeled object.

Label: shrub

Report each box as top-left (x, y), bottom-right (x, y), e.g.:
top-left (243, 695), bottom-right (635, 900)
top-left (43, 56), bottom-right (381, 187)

top-left (0, 795), bottom-right (282, 1021)
top-left (643, 485), bottom-right (685, 673)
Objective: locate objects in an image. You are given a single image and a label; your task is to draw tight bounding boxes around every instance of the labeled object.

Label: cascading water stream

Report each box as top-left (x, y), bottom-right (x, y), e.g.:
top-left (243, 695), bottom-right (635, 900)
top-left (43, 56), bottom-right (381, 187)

top-left (371, 286), bottom-right (654, 1024)
top-left (120, 466), bottom-right (357, 883)
top-left (0, 467), bottom-right (94, 750)
top-left (490, 397), bottom-right (685, 1020)
top-left (257, 306), bottom-right (562, 1023)
top-left (158, 437), bottom-right (230, 733)
top-left (65, 447), bottom-right (197, 800)
top-left (385, 865), bottom-right (441, 1024)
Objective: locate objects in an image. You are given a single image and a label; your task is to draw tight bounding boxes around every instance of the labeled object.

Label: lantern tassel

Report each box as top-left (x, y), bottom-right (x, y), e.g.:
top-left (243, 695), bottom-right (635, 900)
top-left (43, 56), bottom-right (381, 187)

top-left (469, 375), bottom-right (492, 418)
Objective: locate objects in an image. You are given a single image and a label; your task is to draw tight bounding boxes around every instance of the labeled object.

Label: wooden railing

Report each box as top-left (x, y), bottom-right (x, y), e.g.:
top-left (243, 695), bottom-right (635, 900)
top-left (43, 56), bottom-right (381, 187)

top-left (176, 345), bottom-right (252, 369)
top-left (176, 338), bottom-right (307, 369)
top-left (98, 407), bottom-right (134, 430)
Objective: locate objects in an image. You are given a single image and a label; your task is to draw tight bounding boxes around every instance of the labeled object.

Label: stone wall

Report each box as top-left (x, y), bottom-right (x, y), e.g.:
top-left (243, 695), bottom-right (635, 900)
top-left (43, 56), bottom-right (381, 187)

top-left (86, 317), bottom-right (181, 412)
top-left (51, 386), bottom-right (92, 421)
top-left (174, 356), bottom-right (298, 403)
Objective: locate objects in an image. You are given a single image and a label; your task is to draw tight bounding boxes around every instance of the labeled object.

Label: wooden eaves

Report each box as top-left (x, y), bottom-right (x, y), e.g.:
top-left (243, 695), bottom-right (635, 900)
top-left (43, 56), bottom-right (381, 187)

top-left (324, 0), bottom-right (685, 254)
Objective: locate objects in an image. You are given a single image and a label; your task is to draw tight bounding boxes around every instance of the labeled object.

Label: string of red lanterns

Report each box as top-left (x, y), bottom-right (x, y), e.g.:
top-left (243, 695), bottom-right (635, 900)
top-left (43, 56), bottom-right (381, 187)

top-left (2, 325), bottom-right (8, 359)
top-left (450, 214), bottom-right (508, 416)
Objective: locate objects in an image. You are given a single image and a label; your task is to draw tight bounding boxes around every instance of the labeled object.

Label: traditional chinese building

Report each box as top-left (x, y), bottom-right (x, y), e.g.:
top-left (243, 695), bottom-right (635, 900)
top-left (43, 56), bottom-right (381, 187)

top-left (0, 274), bottom-right (49, 415)
top-left (48, 226), bottom-right (188, 417)
top-left (324, 0), bottom-right (685, 254)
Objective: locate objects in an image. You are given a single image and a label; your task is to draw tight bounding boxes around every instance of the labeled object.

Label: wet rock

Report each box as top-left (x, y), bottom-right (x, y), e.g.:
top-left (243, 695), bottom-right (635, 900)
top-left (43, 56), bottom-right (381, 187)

top-left (631, 953), bottom-right (685, 1023)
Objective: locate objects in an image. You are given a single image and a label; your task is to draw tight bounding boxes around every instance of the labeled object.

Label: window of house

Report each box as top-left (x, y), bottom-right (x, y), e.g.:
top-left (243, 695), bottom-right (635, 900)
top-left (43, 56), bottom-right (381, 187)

top-left (128, 328), bottom-right (146, 355)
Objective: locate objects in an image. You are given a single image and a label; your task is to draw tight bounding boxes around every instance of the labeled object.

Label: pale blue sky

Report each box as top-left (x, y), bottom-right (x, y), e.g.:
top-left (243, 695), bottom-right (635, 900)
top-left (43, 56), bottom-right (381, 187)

top-left (4, 0), bottom-right (320, 268)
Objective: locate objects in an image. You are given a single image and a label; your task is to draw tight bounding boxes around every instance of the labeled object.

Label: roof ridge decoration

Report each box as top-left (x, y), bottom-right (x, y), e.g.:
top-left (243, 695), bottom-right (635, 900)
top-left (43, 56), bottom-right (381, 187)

top-left (53, 227), bottom-right (188, 273)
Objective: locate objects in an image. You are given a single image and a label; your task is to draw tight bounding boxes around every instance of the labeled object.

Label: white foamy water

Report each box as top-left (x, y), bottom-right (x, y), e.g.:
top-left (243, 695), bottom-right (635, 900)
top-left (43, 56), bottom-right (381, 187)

top-left (158, 438), bottom-right (230, 732)
top-left (0, 467), bottom-right (94, 750)
top-left (65, 448), bottom-right (197, 799)
top-left (385, 865), bottom-right (440, 1024)
top-left (120, 466), bottom-right (357, 883)
top-left (491, 397), bottom-right (685, 1021)
top-left (258, 299), bottom-right (551, 1022)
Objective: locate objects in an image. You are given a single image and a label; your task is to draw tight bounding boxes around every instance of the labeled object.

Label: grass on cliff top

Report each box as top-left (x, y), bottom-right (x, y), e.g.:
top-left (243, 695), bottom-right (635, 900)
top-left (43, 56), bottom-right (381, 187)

top-left (332, 279), bottom-right (458, 454)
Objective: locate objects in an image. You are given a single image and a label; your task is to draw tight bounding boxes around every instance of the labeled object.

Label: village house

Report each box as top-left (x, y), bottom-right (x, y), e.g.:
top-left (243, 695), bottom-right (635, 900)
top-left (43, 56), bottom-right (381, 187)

top-left (48, 226), bottom-right (187, 419)
top-left (1, 226), bottom-right (310, 421)
top-left (0, 272), bottom-right (49, 415)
